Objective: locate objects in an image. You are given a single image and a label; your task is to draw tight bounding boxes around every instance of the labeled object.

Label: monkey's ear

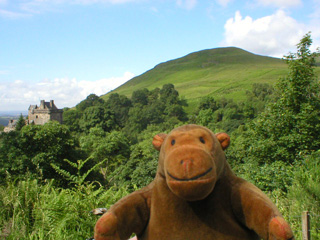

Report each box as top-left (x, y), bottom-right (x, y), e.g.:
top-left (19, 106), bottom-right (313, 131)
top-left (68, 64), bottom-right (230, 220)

top-left (215, 133), bottom-right (230, 150)
top-left (152, 133), bottom-right (167, 151)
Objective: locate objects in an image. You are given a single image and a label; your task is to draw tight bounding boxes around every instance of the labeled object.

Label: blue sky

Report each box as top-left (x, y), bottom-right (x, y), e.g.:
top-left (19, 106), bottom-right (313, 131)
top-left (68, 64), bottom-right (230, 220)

top-left (0, 0), bottom-right (319, 111)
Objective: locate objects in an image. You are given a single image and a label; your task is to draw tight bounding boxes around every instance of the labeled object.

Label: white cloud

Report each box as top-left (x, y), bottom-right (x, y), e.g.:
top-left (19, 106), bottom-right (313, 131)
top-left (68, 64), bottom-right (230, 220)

top-left (256, 0), bottom-right (301, 8)
top-left (0, 70), bottom-right (9, 75)
top-left (0, 72), bottom-right (135, 111)
top-left (216, 0), bottom-right (232, 7)
top-left (176, 0), bottom-right (197, 10)
top-left (150, 6), bottom-right (158, 12)
top-left (0, 9), bottom-right (31, 18)
top-left (308, 1), bottom-right (320, 52)
top-left (221, 10), bottom-right (307, 57)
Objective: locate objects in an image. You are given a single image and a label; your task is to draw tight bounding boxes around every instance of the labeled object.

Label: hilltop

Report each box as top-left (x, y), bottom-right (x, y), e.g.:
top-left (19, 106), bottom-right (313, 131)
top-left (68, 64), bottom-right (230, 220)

top-left (102, 47), bottom-right (289, 111)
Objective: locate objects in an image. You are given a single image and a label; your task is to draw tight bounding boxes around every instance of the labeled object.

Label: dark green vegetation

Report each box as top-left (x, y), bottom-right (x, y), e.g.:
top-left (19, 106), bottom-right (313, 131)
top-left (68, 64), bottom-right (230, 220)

top-left (1, 34), bottom-right (319, 239)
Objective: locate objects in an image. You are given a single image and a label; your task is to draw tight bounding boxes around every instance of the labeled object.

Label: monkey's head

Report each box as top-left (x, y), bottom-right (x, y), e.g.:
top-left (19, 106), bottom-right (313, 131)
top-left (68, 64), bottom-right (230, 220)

top-left (152, 124), bottom-right (230, 201)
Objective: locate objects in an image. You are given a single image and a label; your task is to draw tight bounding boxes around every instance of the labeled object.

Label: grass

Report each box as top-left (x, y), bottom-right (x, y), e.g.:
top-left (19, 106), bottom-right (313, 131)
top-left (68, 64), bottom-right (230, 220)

top-left (101, 47), bottom-right (293, 112)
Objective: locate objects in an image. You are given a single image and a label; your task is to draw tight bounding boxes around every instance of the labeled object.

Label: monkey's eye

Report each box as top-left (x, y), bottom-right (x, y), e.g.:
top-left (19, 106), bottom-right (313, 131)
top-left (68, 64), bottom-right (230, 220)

top-left (199, 137), bottom-right (205, 144)
top-left (171, 139), bottom-right (176, 146)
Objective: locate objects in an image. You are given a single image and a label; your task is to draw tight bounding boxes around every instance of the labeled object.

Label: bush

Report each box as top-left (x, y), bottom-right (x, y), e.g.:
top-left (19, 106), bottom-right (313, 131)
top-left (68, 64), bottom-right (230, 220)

top-left (231, 159), bottom-right (294, 192)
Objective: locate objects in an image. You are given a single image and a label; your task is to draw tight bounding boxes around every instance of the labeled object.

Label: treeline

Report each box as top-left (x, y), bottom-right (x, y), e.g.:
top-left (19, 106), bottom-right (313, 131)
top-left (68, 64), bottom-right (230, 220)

top-left (0, 33), bottom-right (319, 239)
top-left (0, 82), bottom-right (272, 189)
top-left (64, 83), bottom-right (188, 140)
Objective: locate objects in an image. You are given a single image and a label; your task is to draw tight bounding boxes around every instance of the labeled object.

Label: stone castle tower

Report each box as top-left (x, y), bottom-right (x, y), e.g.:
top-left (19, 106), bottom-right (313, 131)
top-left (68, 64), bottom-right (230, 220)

top-left (28, 100), bottom-right (63, 125)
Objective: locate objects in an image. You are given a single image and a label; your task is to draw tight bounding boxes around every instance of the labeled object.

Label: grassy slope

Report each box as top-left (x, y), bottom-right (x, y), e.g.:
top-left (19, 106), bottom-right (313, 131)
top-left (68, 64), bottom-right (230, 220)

top-left (102, 47), bottom-right (319, 112)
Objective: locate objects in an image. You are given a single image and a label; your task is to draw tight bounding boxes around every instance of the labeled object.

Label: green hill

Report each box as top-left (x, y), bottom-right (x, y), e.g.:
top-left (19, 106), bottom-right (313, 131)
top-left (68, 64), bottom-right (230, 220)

top-left (102, 47), bottom-right (313, 112)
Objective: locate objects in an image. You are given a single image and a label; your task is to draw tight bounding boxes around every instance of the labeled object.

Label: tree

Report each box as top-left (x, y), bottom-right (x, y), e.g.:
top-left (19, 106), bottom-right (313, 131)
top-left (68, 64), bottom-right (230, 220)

top-left (76, 94), bottom-right (104, 111)
top-left (0, 121), bottom-right (80, 183)
top-left (106, 93), bottom-right (132, 128)
top-left (18, 121), bottom-right (79, 181)
top-left (0, 130), bottom-right (29, 180)
top-left (78, 106), bottom-right (116, 133)
top-left (108, 125), bottom-right (161, 190)
top-left (243, 83), bottom-right (274, 119)
top-left (131, 88), bottom-right (149, 106)
top-left (281, 34), bottom-right (319, 113)
top-left (249, 83), bottom-right (274, 102)
top-left (124, 84), bottom-right (188, 141)
top-left (237, 33), bottom-right (320, 164)
top-left (160, 83), bottom-right (179, 103)
top-left (80, 128), bottom-right (130, 182)
top-left (197, 96), bottom-right (218, 112)
top-left (195, 97), bottom-right (245, 133)
top-left (160, 84), bottom-right (188, 121)
top-left (15, 114), bottom-right (26, 131)
top-left (63, 108), bottom-right (82, 132)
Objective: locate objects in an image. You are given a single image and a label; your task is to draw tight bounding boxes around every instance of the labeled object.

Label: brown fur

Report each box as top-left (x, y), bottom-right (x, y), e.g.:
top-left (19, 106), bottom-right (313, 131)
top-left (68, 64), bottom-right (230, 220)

top-left (95, 124), bottom-right (294, 240)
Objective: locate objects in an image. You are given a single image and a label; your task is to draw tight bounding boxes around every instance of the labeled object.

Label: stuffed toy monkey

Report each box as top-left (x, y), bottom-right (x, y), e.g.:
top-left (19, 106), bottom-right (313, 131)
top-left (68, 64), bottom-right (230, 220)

top-left (95, 124), bottom-right (294, 240)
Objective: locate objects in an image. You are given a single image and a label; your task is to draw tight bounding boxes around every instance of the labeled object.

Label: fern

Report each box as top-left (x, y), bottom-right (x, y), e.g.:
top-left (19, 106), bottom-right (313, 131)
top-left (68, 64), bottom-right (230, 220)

top-left (0, 175), bottom-right (130, 239)
top-left (51, 157), bottom-right (106, 186)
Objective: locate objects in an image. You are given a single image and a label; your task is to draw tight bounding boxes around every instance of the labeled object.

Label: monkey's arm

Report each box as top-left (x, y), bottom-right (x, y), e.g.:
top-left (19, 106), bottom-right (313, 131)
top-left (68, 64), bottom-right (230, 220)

top-left (94, 184), bottom-right (153, 240)
top-left (231, 180), bottom-right (294, 240)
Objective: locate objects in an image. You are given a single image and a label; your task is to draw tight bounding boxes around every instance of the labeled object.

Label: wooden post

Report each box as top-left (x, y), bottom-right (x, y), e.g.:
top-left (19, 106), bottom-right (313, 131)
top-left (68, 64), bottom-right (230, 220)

top-left (302, 211), bottom-right (310, 240)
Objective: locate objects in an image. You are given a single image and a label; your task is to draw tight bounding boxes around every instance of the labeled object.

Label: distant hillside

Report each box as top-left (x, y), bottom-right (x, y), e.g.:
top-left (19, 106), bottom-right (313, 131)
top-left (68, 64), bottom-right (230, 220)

top-left (102, 47), bottom-right (319, 112)
top-left (0, 111), bottom-right (27, 126)
top-left (0, 118), bottom-right (9, 126)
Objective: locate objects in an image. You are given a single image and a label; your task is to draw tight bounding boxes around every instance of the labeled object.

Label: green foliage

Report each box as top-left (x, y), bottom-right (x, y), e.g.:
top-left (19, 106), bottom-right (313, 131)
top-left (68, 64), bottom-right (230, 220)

top-left (108, 125), bottom-right (162, 190)
top-left (225, 34), bottom-right (320, 239)
top-left (160, 83), bottom-right (188, 121)
top-left (233, 33), bottom-right (320, 164)
top-left (80, 128), bottom-right (130, 181)
top-left (63, 84), bottom-right (187, 139)
top-left (0, 177), bottom-right (45, 239)
top-left (231, 159), bottom-right (294, 192)
top-left (286, 151), bottom-right (320, 239)
top-left (248, 83), bottom-right (274, 101)
top-left (64, 94), bottom-right (120, 134)
top-left (106, 93), bottom-right (132, 128)
top-left (62, 108), bottom-right (82, 132)
top-left (267, 151), bottom-right (320, 239)
top-left (0, 121), bottom-right (79, 183)
top-left (0, 130), bottom-right (30, 179)
top-left (281, 33), bottom-right (319, 113)
top-left (194, 96), bottom-right (260, 133)
top-left (244, 83), bottom-right (274, 116)
top-left (15, 114), bottom-right (26, 131)
top-left (20, 122), bottom-right (79, 180)
top-left (0, 176), bottom-right (130, 240)
top-left (79, 106), bottom-right (116, 133)
top-left (123, 84), bottom-right (187, 141)
top-left (131, 88), bottom-right (150, 105)
top-left (51, 157), bottom-right (106, 187)
top-left (76, 93), bottom-right (105, 111)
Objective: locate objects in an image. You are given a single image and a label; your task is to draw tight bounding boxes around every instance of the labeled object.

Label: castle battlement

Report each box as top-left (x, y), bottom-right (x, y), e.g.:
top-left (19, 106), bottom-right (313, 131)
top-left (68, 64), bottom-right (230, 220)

top-left (2, 100), bottom-right (63, 132)
top-left (28, 100), bottom-right (63, 125)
